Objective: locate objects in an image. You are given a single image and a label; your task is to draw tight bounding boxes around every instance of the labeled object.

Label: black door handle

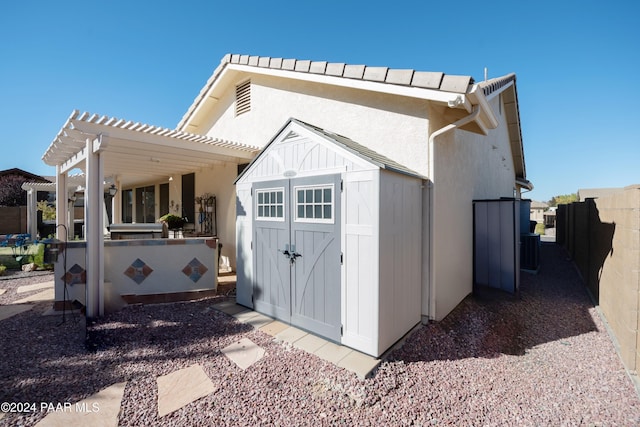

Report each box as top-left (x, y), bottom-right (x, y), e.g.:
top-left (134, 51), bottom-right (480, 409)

top-left (279, 249), bottom-right (291, 259)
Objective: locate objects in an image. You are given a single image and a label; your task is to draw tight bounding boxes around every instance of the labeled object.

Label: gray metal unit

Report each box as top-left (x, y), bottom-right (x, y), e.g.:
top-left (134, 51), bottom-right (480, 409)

top-left (520, 233), bottom-right (540, 272)
top-left (110, 223), bottom-right (167, 239)
top-left (473, 199), bottom-right (521, 293)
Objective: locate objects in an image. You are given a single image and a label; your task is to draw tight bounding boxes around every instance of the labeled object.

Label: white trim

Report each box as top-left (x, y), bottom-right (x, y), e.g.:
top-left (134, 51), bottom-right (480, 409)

top-left (228, 63), bottom-right (468, 106)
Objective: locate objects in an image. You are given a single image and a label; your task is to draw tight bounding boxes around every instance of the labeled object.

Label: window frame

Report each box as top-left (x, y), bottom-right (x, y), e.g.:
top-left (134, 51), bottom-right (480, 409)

top-left (293, 183), bottom-right (335, 224)
top-left (254, 187), bottom-right (286, 222)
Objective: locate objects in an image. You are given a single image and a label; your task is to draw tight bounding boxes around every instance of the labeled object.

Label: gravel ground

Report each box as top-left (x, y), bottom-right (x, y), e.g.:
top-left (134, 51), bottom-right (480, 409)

top-left (1, 243), bottom-right (639, 426)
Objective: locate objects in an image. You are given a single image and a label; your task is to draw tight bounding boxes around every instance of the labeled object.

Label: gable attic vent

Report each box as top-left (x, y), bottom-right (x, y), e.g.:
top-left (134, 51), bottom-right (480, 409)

top-left (235, 80), bottom-right (251, 116)
top-left (282, 131), bottom-right (300, 141)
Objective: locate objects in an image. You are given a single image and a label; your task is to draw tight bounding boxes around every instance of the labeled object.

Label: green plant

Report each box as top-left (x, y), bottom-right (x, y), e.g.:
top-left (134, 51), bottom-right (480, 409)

top-left (32, 243), bottom-right (48, 268)
top-left (535, 223), bottom-right (546, 235)
top-left (0, 264), bottom-right (6, 276)
top-left (37, 200), bottom-right (56, 221)
top-left (158, 213), bottom-right (185, 230)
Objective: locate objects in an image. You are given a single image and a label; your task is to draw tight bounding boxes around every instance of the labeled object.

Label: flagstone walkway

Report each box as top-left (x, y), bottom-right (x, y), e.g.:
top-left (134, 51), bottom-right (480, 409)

top-left (10, 292), bottom-right (380, 425)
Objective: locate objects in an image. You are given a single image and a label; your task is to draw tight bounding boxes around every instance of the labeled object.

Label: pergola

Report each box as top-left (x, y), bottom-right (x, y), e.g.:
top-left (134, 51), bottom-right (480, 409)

top-left (42, 110), bottom-right (259, 318)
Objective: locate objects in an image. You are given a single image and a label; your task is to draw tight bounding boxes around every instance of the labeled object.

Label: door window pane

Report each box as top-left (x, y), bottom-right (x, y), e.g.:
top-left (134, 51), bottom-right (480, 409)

top-left (294, 184), bottom-right (334, 223)
top-left (255, 187), bottom-right (285, 221)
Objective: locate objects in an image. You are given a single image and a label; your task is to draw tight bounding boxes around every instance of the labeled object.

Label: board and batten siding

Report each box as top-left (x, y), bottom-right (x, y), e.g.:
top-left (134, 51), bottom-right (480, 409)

top-left (378, 172), bottom-right (423, 354)
top-left (342, 169), bottom-right (380, 354)
top-left (235, 183), bottom-right (253, 308)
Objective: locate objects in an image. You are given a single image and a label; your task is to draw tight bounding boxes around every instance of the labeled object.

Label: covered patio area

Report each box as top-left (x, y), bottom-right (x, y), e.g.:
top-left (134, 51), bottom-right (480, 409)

top-left (41, 110), bottom-right (258, 318)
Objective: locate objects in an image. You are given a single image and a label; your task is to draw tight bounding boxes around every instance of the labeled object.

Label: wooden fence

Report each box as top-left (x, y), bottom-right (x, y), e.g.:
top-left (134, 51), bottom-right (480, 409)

top-left (0, 206), bottom-right (27, 235)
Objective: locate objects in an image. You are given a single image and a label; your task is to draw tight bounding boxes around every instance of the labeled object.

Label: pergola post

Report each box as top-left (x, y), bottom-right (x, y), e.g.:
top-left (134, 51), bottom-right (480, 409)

top-left (85, 136), bottom-right (105, 319)
top-left (55, 166), bottom-right (68, 240)
top-left (25, 187), bottom-right (38, 238)
top-left (112, 177), bottom-right (122, 224)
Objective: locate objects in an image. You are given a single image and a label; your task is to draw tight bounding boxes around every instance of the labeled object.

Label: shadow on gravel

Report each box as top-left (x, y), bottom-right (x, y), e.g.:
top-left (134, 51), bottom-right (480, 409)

top-left (0, 295), bottom-right (250, 418)
top-left (390, 243), bottom-right (598, 363)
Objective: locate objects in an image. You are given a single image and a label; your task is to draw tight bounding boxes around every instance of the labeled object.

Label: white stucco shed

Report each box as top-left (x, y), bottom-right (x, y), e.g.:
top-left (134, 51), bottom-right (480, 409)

top-left (236, 119), bottom-right (425, 357)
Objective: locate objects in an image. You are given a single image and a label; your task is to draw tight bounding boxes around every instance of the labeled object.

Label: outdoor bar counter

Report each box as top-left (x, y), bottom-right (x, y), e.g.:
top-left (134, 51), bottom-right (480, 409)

top-left (51, 236), bottom-right (219, 314)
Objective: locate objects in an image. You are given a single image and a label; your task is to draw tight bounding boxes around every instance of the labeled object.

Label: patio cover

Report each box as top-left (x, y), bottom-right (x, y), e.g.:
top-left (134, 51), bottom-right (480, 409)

top-left (41, 110), bottom-right (259, 318)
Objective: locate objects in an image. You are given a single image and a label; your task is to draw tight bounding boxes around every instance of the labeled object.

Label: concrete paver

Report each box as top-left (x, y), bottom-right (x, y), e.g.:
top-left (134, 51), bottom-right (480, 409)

top-left (259, 320), bottom-right (290, 337)
top-left (35, 381), bottom-right (126, 427)
top-left (213, 301), bottom-right (381, 378)
top-left (337, 350), bottom-right (381, 380)
top-left (241, 312), bottom-right (274, 329)
top-left (275, 326), bottom-right (308, 344)
top-left (232, 310), bottom-right (261, 323)
top-left (212, 300), bottom-right (237, 310)
top-left (12, 288), bottom-right (54, 304)
top-left (293, 334), bottom-right (328, 354)
top-left (217, 304), bottom-right (249, 316)
top-left (0, 304), bottom-right (34, 321)
top-left (157, 364), bottom-right (215, 417)
top-left (314, 341), bottom-right (354, 365)
top-left (16, 281), bottom-right (54, 294)
top-left (221, 337), bottom-right (265, 370)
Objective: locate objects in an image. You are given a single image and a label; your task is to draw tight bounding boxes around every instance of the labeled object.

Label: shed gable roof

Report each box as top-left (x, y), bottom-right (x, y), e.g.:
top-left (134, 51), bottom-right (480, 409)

top-left (236, 118), bottom-right (425, 184)
top-left (292, 120), bottom-right (425, 180)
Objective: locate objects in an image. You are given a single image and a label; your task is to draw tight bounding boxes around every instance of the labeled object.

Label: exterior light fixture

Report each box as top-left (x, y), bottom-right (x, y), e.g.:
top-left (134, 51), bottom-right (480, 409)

top-left (108, 184), bottom-right (118, 197)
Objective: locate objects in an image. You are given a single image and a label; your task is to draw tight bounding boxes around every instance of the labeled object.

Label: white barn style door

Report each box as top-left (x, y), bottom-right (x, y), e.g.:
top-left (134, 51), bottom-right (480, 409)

top-left (252, 174), bottom-right (341, 342)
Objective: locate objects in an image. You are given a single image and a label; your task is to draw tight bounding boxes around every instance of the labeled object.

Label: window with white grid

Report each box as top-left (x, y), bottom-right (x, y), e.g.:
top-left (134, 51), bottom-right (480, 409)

top-left (294, 184), bottom-right (334, 223)
top-left (255, 188), bottom-right (285, 221)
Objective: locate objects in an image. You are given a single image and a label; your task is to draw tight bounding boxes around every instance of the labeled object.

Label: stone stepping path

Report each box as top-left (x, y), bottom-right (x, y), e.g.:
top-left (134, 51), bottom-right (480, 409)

top-left (0, 288), bottom-right (6, 296)
top-left (35, 382), bottom-right (126, 427)
top-left (157, 364), bottom-right (216, 418)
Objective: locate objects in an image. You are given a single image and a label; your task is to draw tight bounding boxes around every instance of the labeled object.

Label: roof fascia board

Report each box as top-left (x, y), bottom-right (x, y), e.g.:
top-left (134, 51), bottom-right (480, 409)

top-left (484, 79), bottom-right (514, 101)
top-left (68, 119), bottom-right (257, 160)
top-left (229, 63), bottom-right (468, 105)
top-left (180, 66), bottom-right (235, 131)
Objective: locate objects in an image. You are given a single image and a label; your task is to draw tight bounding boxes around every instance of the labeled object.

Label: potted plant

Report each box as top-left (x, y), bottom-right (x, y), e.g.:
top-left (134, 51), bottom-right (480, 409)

top-left (158, 213), bottom-right (185, 230)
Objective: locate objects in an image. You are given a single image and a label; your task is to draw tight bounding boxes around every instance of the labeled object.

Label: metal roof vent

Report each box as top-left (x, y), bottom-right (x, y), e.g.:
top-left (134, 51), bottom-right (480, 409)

top-left (235, 80), bottom-right (251, 116)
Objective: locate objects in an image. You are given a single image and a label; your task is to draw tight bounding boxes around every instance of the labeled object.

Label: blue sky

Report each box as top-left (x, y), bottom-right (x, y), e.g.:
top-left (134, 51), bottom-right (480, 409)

top-left (1, 0), bottom-right (638, 202)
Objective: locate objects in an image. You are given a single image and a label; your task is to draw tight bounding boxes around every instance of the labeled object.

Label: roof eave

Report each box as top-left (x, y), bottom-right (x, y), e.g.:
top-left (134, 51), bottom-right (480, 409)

top-left (177, 54), bottom-right (476, 133)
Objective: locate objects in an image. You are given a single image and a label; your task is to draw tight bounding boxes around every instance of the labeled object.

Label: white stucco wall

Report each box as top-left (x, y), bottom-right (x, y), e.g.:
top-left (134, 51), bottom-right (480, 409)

top-left (195, 163), bottom-right (241, 266)
top-left (188, 72), bottom-right (520, 323)
top-left (199, 74), bottom-right (431, 178)
top-left (431, 96), bottom-right (517, 320)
